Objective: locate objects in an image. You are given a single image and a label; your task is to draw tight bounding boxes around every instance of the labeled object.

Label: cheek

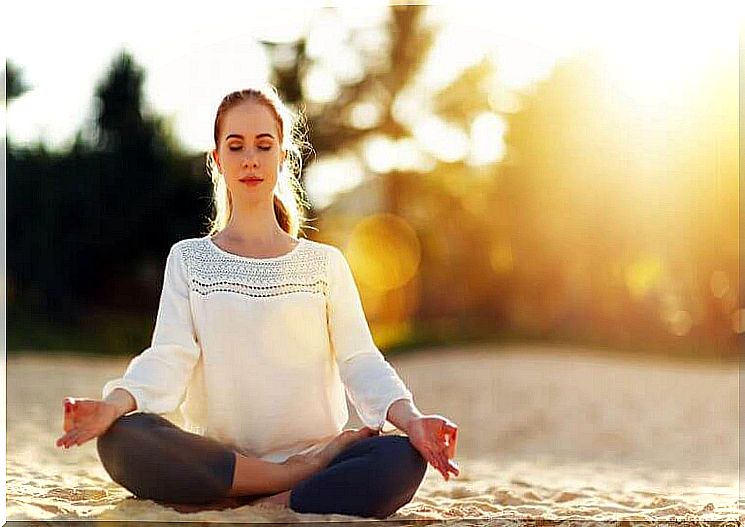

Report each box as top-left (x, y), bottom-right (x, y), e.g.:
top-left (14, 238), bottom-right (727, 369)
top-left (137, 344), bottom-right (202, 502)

top-left (224, 152), bottom-right (245, 171)
top-left (266, 153), bottom-right (283, 170)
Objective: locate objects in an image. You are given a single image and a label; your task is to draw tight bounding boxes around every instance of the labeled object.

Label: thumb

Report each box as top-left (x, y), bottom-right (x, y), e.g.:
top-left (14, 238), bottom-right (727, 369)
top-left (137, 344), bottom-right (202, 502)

top-left (63, 400), bottom-right (75, 432)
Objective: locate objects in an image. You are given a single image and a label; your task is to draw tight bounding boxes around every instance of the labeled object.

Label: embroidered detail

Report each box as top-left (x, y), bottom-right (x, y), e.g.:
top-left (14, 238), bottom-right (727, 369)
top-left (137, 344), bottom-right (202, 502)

top-left (178, 238), bottom-right (330, 299)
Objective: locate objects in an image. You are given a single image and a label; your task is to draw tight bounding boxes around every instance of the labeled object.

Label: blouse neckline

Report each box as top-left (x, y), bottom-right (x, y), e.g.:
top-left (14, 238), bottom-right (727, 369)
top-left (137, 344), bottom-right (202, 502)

top-left (204, 235), bottom-right (305, 262)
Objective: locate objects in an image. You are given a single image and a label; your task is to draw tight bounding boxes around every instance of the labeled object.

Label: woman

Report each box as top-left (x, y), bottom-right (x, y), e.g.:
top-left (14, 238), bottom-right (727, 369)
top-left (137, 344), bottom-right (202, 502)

top-left (55, 86), bottom-right (459, 519)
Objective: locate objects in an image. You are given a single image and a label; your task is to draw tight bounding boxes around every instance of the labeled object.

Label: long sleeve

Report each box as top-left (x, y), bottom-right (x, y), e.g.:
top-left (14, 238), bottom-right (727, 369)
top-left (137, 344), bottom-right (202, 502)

top-left (326, 246), bottom-right (413, 430)
top-left (102, 242), bottom-right (201, 415)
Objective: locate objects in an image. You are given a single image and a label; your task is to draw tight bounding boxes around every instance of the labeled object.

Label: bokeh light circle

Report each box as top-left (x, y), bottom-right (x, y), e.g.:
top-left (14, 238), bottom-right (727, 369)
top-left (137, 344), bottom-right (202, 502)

top-left (345, 214), bottom-right (421, 292)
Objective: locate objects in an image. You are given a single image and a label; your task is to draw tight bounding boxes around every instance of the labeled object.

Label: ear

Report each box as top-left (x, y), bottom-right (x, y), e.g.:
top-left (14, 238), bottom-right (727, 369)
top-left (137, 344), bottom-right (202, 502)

top-left (212, 149), bottom-right (222, 171)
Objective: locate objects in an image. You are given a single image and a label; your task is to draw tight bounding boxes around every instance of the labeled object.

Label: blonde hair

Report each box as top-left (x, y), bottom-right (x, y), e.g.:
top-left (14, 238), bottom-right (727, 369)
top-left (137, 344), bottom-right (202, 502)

top-left (205, 85), bottom-right (311, 237)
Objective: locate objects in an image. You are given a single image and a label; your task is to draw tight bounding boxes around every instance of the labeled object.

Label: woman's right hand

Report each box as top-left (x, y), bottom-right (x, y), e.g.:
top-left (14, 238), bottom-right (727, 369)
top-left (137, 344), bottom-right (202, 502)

top-left (55, 397), bottom-right (120, 449)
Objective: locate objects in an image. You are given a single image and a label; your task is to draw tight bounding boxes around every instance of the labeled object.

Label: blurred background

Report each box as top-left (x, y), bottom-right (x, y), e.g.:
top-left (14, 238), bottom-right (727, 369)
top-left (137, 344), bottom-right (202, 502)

top-left (3, 3), bottom-right (740, 362)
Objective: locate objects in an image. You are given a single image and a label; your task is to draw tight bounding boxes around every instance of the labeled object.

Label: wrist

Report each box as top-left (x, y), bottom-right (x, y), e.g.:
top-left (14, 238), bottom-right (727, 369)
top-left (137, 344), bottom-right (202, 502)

top-left (103, 401), bottom-right (123, 422)
top-left (103, 388), bottom-right (137, 420)
top-left (386, 398), bottom-right (423, 433)
top-left (104, 388), bottom-right (137, 418)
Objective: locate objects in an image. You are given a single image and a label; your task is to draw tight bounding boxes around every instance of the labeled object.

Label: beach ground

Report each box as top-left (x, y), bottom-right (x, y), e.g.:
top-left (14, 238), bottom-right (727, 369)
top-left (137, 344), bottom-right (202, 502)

top-left (6, 344), bottom-right (740, 523)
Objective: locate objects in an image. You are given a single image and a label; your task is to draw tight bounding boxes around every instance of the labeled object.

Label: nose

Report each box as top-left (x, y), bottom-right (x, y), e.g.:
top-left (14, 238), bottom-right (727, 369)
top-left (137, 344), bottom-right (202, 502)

top-left (242, 151), bottom-right (259, 168)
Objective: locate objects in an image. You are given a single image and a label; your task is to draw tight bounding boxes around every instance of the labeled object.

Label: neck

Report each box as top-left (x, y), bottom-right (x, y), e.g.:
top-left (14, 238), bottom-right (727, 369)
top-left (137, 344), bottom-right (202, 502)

top-left (223, 194), bottom-right (290, 244)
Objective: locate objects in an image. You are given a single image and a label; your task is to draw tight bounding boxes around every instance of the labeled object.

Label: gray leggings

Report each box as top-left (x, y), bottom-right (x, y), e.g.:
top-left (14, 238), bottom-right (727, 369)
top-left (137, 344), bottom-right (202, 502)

top-left (97, 413), bottom-right (427, 518)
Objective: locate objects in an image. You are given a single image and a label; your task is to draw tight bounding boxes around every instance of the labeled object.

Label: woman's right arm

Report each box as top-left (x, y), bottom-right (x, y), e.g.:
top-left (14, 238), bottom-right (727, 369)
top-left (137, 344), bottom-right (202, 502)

top-left (56, 242), bottom-right (201, 448)
top-left (100, 242), bottom-right (202, 415)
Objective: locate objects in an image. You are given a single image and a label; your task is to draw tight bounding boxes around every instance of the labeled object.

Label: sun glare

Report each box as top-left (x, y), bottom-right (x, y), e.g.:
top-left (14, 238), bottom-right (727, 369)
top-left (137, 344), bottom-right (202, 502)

top-left (590, 6), bottom-right (738, 105)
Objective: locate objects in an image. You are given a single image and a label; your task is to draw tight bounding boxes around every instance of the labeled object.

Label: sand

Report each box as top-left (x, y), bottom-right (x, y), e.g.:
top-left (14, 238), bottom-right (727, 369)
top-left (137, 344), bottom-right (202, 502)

top-left (5, 344), bottom-right (741, 524)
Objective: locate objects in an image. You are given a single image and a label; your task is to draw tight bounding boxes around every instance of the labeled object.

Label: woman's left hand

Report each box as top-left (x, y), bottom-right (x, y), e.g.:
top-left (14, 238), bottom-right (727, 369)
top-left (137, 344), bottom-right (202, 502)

top-left (407, 415), bottom-right (459, 481)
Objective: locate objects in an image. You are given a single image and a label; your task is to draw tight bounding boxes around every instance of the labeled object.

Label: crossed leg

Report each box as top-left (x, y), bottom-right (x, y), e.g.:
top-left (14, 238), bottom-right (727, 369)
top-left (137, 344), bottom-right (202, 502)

top-left (97, 413), bottom-right (426, 518)
top-left (288, 435), bottom-right (427, 518)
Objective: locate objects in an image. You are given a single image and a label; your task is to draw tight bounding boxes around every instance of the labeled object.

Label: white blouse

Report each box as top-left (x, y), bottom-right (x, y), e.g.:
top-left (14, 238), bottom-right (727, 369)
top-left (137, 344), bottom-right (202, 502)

top-left (102, 236), bottom-right (413, 462)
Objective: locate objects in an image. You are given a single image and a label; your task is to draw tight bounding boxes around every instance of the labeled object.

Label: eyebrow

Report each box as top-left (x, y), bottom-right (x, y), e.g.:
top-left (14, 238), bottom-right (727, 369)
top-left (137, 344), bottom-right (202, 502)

top-left (225, 133), bottom-right (275, 141)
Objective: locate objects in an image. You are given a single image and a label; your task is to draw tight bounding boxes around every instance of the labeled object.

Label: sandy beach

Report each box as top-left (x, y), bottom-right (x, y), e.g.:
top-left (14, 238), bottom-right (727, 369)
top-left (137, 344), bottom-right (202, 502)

top-left (5, 344), bottom-right (740, 523)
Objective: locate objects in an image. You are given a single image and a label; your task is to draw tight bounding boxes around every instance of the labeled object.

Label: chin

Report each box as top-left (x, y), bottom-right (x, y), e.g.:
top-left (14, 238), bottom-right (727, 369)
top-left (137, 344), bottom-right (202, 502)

top-left (236, 189), bottom-right (274, 204)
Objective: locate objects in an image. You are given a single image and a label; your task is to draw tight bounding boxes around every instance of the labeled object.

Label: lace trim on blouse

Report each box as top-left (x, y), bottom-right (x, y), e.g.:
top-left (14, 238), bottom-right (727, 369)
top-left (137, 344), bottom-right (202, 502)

top-left (179, 237), bottom-right (329, 298)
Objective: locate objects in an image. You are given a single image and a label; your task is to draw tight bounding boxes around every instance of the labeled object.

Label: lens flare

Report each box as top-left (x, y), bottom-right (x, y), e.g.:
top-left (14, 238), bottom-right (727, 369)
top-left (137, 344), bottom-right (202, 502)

top-left (346, 214), bottom-right (422, 293)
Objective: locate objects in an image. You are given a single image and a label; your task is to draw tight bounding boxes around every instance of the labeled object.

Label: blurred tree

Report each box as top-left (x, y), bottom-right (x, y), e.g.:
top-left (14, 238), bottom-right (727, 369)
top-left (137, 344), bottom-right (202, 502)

top-left (3, 59), bottom-right (31, 105)
top-left (76, 50), bottom-right (211, 308)
top-left (8, 50), bottom-right (212, 333)
top-left (424, 58), bottom-right (510, 325)
top-left (4, 56), bottom-right (32, 238)
top-left (261, 5), bottom-right (433, 173)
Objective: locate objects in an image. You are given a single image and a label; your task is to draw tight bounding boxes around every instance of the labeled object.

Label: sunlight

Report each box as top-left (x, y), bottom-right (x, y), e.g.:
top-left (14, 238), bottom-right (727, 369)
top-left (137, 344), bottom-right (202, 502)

top-left (362, 134), bottom-right (435, 174)
top-left (593, 9), bottom-right (738, 106)
top-left (303, 154), bottom-right (366, 209)
top-left (467, 112), bottom-right (506, 166)
top-left (412, 116), bottom-right (469, 163)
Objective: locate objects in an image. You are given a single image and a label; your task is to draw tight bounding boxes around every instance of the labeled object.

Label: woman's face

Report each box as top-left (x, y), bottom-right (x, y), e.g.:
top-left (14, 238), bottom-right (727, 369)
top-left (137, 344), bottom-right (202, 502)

top-left (213, 100), bottom-right (286, 203)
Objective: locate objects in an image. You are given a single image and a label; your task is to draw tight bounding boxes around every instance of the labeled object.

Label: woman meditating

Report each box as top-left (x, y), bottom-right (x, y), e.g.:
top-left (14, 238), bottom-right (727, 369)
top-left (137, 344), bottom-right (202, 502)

top-left (55, 85), bottom-right (459, 519)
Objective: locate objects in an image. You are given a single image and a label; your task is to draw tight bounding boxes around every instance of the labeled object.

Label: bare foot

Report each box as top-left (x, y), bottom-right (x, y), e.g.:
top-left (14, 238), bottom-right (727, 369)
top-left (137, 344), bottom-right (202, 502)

top-left (250, 490), bottom-right (291, 508)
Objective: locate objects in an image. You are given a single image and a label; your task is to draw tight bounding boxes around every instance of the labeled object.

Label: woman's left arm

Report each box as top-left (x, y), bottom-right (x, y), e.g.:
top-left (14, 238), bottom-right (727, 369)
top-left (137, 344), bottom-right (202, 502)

top-left (325, 247), bottom-right (414, 430)
top-left (325, 247), bottom-right (459, 480)
top-left (387, 399), bottom-right (460, 481)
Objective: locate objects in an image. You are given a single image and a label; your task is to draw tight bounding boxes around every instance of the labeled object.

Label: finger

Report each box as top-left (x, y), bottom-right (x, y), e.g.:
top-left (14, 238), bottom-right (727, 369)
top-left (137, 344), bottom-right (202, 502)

top-left (62, 430), bottom-right (81, 448)
top-left (432, 460), bottom-right (448, 480)
top-left (441, 422), bottom-right (457, 446)
top-left (445, 428), bottom-right (458, 458)
top-left (64, 431), bottom-right (81, 448)
top-left (422, 448), bottom-right (446, 479)
top-left (75, 430), bottom-right (95, 446)
top-left (447, 458), bottom-right (460, 477)
top-left (64, 398), bottom-right (78, 415)
top-left (56, 431), bottom-right (73, 448)
top-left (72, 429), bottom-right (92, 447)
top-left (445, 433), bottom-right (457, 459)
top-left (434, 447), bottom-right (455, 478)
top-left (428, 449), bottom-right (449, 480)
top-left (435, 451), bottom-right (450, 479)
top-left (443, 421), bottom-right (458, 434)
top-left (441, 421), bottom-right (457, 435)
top-left (57, 433), bottom-right (72, 448)
top-left (63, 403), bottom-right (75, 432)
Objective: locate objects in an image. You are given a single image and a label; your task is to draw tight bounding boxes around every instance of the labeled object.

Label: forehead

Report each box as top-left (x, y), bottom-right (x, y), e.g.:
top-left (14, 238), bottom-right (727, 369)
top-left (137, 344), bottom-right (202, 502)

top-left (221, 100), bottom-right (280, 139)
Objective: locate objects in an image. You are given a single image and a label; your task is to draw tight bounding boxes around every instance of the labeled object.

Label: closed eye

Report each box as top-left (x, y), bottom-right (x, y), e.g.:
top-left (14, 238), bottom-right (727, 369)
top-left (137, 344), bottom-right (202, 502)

top-left (229, 145), bottom-right (272, 151)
